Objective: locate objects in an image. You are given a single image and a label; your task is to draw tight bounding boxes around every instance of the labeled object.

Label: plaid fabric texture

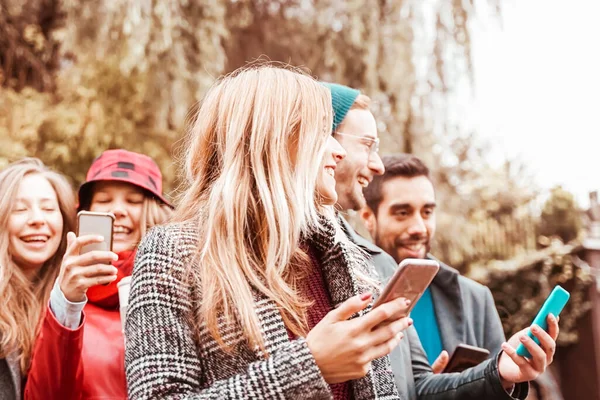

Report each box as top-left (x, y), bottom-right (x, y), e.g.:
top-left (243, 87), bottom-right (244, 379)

top-left (124, 216), bottom-right (400, 400)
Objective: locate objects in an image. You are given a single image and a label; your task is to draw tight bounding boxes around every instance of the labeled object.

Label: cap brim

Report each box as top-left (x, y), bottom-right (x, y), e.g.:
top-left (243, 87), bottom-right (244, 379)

top-left (77, 178), bottom-right (173, 211)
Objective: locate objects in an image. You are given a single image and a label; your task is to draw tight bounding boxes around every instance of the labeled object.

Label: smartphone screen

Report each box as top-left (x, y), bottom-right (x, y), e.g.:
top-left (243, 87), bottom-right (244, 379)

top-left (77, 211), bottom-right (115, 254)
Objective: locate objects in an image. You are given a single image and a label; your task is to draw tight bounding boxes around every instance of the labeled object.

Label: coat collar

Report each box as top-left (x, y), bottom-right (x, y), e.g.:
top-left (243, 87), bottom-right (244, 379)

top-left (309, 214), bottom-right (375, 307)
top-left (428, 255), bottom-right (465, 352)
top-left (253, 214), bottom-right (399, 399)
top-left (338, 215), bottom-right (382, 256)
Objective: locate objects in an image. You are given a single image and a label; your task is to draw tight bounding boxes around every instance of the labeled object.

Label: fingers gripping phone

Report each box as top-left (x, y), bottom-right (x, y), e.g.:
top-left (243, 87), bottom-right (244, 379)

top-left (373, 258), bottom-right (440, 313)
top-left (77, 211), bottom-right (115, 254)
top-left (443, 344), bottom-right (490, 373)
top-left (516, 285), bottom-right (570, 358)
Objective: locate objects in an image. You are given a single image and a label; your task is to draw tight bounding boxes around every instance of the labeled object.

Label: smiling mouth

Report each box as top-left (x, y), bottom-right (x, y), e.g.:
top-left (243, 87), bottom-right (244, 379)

top-left (402, 243), bottom-right (425, 252)
top-left (324, 166), bottom-right (335, 177)
top-left (20, 235), bottom-right (50, 243)
top-left (357, 176), bottom-right (369, 187)
top-left (114, 226), bottom-right (132, 234)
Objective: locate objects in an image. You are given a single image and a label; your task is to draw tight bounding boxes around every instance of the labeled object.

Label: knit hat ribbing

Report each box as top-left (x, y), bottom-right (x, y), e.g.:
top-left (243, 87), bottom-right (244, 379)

top-left (321, 82), bottom-right (360, 133)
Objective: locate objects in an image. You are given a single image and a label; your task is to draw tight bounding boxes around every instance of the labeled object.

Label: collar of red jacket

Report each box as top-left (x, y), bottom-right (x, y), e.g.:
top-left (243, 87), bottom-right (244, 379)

top-left (87, 250), bottom-right (136, 309)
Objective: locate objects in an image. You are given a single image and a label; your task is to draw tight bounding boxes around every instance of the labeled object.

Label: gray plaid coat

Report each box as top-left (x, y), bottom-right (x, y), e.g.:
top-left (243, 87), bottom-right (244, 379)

top-left (125, 218), bottom-right (400, 400)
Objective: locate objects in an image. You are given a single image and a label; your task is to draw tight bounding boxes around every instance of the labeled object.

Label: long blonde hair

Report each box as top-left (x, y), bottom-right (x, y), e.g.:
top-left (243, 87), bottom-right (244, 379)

top-left (174, 65), bottom-right (332, 352)
top-left (0, 158), bottom-right (76, 373)
top-left (140, 196), bottom-right (172, 238)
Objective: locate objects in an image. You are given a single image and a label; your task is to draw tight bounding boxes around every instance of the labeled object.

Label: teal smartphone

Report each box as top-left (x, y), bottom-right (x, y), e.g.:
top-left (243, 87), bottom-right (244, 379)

top-left (516, 285), bottom-right (570, 358)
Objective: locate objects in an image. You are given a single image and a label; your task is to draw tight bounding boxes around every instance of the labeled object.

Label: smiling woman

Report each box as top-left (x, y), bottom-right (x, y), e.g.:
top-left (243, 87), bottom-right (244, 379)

top-left (88, 181), bottom-right (145, 253)
top-left (9, 174), bottom-right (65, 276)
top-left (0, 158), bottom-right (76, 399)
top-left (23, 149), bottom-right (173, 400)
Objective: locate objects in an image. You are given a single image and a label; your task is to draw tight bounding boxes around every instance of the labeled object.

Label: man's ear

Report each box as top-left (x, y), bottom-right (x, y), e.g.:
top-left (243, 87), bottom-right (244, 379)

top-left (359, 206), bottom-right (377, 238)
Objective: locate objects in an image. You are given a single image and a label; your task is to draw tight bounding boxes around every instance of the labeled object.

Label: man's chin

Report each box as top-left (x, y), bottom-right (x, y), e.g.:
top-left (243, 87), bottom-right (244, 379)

top-left (397, 249), bottom-right (427, 262)
top-left (350, 191), bottom-right (367, 211)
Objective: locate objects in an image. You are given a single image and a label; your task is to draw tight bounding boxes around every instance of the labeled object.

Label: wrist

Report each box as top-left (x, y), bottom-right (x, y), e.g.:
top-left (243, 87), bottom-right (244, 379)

top-left (65, 293), bottom-right (85, 303)
top-left (63, 292), bottom-right (86, 304)
top-left (497, 353), bottom-right (516, 393)
top-left (60, 284), bottom-right (84, 303)
top-left (62, 291), bottom-right (82, 303)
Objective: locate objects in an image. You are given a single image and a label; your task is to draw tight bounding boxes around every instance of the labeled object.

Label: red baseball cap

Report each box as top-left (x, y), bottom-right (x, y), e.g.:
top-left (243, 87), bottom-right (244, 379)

top-left (78, 149), bottom-right (172, 210)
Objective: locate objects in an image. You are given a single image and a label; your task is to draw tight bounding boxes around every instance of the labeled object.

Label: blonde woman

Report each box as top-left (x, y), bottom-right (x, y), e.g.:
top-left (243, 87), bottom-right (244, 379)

top-left (127, 64), bottom-right (561, 400)
top-left (124, 65), bottom-right (414, 399)
top-left (25, 150), bottom-right (172, 400)
top-left (0, 158), bottom-right (75, 400)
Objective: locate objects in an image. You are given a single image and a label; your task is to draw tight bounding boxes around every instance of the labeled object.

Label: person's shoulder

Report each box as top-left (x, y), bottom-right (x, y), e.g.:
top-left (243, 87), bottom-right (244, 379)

top-left (134, 221), bottom-right (199, 277)
top-left (456, 273), bottom-right (490, 296)
top-left (432, 256), bottom-right (491, 297)
top-left (139, 222), bottom-right (198, 256)
top-left (452, 267), bottom-right (494, 306)
top-left (337, 215), bottom-right (398, 280)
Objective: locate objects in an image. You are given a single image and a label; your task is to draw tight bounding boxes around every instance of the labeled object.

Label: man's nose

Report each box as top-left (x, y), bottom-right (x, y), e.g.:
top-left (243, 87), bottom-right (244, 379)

top-left (332, 137), bottom-right (347, 162)
top-left (368, 152), bottom-right (384, 176)
top-left (407, 215), bottom-right (427, 235)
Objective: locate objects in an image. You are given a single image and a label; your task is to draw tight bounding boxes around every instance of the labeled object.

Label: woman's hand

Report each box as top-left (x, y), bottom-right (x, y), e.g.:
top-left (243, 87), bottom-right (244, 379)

top-left (306, 293), bottom-right (412, 384)
top-left (58, 232), bottom-right (119, 302)
top-left (497, 314), bottom-right (559, 388)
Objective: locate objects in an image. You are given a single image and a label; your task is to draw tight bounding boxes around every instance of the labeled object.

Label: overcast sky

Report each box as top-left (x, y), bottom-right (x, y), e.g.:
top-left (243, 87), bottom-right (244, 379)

top-left (469, 0), bottom-right (600, 208)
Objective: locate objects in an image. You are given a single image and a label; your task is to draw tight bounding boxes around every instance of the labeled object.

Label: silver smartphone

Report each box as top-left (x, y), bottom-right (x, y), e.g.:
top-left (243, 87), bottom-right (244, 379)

top-left (77, 211), bottom-right (115, 254)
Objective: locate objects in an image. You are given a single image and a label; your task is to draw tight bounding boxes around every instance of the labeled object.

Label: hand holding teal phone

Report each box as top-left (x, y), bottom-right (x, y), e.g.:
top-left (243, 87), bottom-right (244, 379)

top-left (516, 285), bottom-right (570, 358)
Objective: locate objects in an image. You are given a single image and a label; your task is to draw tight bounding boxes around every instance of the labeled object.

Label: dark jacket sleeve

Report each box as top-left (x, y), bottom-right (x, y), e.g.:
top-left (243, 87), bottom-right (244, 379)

top-left (24, 306), bottom-right (85, 400)
top-left (482, 286), bottom-right (507, 354)
top-left (124, 226), bottom-right (331, 400)
top-left (410, 324), bottom-right (528, 400)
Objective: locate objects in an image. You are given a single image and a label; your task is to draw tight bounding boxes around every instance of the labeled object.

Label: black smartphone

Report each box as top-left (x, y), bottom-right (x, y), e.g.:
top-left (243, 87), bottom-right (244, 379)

top-left (442, 344), bottom-right (490, 373)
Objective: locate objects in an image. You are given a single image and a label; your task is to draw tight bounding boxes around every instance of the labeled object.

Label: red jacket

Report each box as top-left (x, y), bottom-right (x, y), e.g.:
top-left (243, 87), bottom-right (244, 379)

top-left (24, 303), bottom-right (126, 400)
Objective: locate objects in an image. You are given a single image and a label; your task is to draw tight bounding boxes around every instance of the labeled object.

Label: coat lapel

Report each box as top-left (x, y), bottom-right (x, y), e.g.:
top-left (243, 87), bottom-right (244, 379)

top-left (6, 352), bottom-right (21, 400)
top-left (338, 217), bottom-right (382, 257)
top-left (428, 256), bottom-right (465, 353)
top-left (248, 215), bottom-right (399, 399)
top-left (310, 216), bottom-right (399, 400)
top-left (309, 218), bottom-right (373, 306)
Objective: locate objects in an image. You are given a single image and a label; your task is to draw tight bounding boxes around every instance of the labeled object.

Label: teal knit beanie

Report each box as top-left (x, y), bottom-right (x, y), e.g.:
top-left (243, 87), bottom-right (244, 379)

top-left (321, 82), bottom-right (360, 133)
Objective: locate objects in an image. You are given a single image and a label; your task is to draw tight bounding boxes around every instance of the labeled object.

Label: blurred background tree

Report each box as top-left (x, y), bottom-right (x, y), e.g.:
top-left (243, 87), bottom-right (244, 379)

top-left (3, 4), bottom-right (595, 395)
top-left (0, 0), bottom-right (577, 268)
top-left (537, 186), bottom-right (583, 244)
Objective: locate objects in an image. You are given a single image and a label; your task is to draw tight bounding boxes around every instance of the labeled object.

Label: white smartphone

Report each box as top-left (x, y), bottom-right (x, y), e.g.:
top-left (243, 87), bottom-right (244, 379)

top-left (77, 211), bottom-right (115, 254)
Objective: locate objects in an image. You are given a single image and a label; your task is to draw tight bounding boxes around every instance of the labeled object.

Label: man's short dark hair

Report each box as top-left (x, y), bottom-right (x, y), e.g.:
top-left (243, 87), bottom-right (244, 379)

top-left (363, 153), bottom-right (430, 215)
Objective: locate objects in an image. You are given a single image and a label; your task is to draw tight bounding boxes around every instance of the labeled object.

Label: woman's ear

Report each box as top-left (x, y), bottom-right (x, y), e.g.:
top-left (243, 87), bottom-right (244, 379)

top-left (359, 206), bottom-right (377, 238)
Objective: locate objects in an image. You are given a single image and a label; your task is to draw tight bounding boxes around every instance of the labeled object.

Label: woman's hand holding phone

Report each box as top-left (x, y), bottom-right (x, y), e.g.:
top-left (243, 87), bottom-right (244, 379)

top-left (306, 293), bottom-right (412, 384)
top-left (497, 314), bottom-right (559, 389)
top-left (58, 232), bottom-right (119, 302)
